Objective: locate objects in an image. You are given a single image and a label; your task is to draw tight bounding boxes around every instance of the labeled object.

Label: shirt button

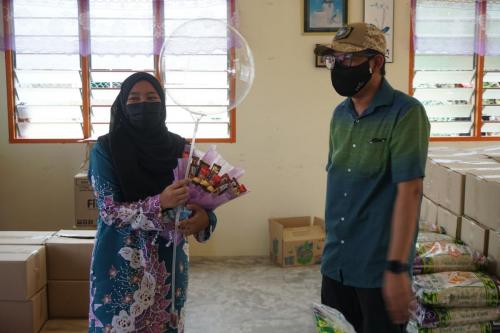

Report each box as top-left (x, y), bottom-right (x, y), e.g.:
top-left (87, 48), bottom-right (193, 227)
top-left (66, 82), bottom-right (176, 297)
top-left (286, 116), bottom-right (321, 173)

top-left (347, 168), bottom-right (351, 173)
top-left (341, 240), bottom-right (345, 244)
top-left (352, 144), bottom-right (356, 148)
top-left (340, 217), bottom-right (345, 221)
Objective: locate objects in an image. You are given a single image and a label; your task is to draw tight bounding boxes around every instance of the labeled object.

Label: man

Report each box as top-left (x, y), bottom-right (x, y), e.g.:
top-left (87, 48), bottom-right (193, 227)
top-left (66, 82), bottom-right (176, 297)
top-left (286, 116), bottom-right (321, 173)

top-left (314, 22), bottom-right (430, 333)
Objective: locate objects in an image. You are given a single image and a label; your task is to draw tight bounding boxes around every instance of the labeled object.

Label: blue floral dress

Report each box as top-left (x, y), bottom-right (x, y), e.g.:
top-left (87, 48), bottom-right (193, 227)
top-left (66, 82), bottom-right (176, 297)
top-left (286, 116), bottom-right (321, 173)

top-left (88, 142), bottom-right (217, 333)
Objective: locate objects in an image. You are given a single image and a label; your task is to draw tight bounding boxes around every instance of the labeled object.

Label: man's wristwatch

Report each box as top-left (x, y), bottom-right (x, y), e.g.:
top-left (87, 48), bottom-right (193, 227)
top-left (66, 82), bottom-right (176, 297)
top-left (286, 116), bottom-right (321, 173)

top-left (386, 260), bottom-right (409, 274)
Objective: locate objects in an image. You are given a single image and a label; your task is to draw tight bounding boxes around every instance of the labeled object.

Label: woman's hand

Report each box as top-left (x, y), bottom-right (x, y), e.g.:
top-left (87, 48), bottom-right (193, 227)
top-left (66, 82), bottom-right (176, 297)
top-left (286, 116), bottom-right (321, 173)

top-left (178, 204), bottom-right (209, 236)
top-left (160, 179), bottom-right (189, 209)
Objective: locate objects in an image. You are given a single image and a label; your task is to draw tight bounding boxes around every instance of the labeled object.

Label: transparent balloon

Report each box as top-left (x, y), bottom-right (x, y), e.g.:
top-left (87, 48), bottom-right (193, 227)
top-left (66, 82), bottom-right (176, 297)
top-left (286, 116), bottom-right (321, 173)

top-left (159, 18), bottom-right (255, 117)
top-left (159, 18), bottom-right (255, 318)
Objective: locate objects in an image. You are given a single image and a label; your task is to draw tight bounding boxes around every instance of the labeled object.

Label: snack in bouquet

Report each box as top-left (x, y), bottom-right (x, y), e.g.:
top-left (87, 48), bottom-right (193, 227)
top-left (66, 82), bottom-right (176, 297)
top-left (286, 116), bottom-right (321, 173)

top-left (188, 151), bottom-right (202, 179)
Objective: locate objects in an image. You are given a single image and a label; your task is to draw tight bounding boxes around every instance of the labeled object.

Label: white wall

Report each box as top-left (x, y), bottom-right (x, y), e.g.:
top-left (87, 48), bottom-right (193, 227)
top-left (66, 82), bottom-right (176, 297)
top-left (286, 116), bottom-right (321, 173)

top-left (0, 0), bottom-right (413, 256)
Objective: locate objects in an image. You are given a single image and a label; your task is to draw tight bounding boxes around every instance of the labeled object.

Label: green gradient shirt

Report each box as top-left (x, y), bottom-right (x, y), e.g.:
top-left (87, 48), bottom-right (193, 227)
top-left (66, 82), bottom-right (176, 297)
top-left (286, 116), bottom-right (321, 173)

top-left (321, 79), bottom-right (430, 288)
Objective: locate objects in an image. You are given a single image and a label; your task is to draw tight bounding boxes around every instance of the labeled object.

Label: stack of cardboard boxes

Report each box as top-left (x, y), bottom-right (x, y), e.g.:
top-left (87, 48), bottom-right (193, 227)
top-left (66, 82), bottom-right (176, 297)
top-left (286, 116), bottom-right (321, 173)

top-left (0, 230), bottom-right (95, 332)
top-left (0, 232), bottom-right (54, 333)
top-left (423, 146), bottom-right (500, 276)
top-left (45, 230), bottom-right (95, 319)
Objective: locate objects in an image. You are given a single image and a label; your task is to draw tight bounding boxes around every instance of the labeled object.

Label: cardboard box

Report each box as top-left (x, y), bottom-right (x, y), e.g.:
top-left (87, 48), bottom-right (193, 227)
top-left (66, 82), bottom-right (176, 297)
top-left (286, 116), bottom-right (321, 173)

top-left (437, 206), bottom-right (461, 239)
top-left (460, 216), bottom-right (489, 255)
top-left (488, 231), bottom-right (500, 277)
top-left (46, 230), bottom-right (95, 281)
top-left (464, 170), bottom-right (500, 230)
top-left (0, 231), bottom-right (56, 245)
top-left (486, 153), bottom-right (500, 163)
top-left (0, 286), bottom-right (48, 333)
top-left (74, 172), bottom-right (98, 228)
top-left (269, 216), bottom-right (325, 267)
top-left (41, 319), bottom-right (88, 333)
top-left (434, 164), bottom-right (466, 216)
top-left (0, 245), bottom-right (46, 301)
top-left (48, 281), bottom-right (89, 318)
top-left (423, 158), bottom-right (439, 203)
top-left (427, 147), bottom-right (482, 159)
top-left (420, 196), bottom-right (438, 225)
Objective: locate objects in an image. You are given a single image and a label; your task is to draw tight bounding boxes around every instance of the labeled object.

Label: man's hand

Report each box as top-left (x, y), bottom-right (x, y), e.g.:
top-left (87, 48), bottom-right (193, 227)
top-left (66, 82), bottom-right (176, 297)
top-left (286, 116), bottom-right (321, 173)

top-left (178, 204), bottom-right (209, 236)
top-left (383, 272), bottom-right (412, 324)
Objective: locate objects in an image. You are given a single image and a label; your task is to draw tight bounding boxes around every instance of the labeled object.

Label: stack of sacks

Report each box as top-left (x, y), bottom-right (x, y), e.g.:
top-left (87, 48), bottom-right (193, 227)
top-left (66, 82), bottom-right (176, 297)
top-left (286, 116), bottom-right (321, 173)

top-left (409, 232), bottom-right (500, 332)
top-left (410, 271), bottom-right (500, 332)
top-left (45, 230), bottom-right (95, 319)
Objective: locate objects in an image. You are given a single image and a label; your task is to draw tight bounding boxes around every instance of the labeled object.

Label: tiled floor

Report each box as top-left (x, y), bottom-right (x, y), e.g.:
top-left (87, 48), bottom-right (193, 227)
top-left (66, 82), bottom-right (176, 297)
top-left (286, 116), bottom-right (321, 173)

top-left (41, 257), bottom-right (322, 333)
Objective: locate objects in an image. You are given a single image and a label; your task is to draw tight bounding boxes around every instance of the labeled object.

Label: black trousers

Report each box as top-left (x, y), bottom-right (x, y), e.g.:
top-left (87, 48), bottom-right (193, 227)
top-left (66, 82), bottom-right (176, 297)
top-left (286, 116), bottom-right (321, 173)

top-left (321, 275), bottom-right (407, 333)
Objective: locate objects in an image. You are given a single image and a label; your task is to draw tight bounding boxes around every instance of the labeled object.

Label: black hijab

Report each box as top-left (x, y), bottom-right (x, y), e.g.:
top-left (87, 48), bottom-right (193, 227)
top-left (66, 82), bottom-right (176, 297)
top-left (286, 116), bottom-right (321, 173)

top-left (98, 72), bottom-right (186, 202)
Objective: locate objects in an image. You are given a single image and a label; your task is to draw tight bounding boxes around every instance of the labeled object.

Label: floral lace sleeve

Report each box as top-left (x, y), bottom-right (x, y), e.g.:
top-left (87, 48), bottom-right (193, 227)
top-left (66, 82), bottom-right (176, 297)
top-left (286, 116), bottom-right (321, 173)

top-left (88, 142), bottom-right (163, 231)
top-left (194, 210), bottom-right (217, 243)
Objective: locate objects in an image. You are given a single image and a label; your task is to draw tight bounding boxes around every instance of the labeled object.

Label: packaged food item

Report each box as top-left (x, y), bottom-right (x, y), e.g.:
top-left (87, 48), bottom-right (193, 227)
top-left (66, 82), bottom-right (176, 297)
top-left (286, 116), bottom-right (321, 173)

top-left (417, 232), bottom-right (454, 244)
top-left (411, 302), bottom-right (500, 328)
top-left (420, 222), bottom-right (444, 233)
top-left (407, 320), bottom-right (500, 333)
top-left (187, 151), bottom-right (203, 179)
top-left (413, 271), bottom-right (500, 307)
top-left (193, 160), bottom-right (211, 185)
top-left (413, 241), bottom-right (486, 274)
top-left (312, 303), bottom-right (356, 333)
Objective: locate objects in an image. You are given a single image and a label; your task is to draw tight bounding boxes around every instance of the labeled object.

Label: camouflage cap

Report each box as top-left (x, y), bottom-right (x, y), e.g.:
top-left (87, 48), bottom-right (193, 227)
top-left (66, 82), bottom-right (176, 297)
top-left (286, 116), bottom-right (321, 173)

top-left (315, 22), bottom-right (386, 56)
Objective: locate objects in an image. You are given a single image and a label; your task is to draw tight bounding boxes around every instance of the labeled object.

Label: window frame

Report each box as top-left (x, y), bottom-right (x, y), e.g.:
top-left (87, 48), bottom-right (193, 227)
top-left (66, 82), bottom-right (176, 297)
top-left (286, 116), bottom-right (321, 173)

top-left (410, 0), bottom-right (500, 142)
top-left (3, 0), bottom-right (237, 144)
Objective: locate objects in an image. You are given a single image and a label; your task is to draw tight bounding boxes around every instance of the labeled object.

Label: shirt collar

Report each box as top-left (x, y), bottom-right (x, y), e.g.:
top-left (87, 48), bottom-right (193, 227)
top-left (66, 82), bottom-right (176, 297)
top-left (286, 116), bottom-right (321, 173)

top-left (345, 79), bottom-right (395, 119)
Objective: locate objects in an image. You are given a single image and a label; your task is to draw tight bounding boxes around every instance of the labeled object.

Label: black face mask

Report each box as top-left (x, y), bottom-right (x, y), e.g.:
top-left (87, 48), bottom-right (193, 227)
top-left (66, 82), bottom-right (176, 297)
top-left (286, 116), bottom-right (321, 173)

top-left (126, 102), bottom-right (164, 131)
top-left (331, 59), bottom-right (373, 97)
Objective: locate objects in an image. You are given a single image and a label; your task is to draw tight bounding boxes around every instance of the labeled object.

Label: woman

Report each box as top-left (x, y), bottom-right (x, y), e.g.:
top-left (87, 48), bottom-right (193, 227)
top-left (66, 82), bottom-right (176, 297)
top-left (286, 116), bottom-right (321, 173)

top-left (88, 72), bottom-right (217, 333)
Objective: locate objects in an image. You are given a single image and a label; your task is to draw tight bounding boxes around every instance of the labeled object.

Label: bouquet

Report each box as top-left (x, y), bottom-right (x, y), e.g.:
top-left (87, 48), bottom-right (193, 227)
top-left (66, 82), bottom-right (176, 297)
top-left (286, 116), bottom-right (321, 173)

top-left (173, 145), bottom-right (248, 210)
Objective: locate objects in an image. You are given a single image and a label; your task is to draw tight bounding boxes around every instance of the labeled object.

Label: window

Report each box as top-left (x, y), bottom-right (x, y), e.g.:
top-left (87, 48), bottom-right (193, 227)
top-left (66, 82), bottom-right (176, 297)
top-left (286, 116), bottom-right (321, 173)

top-left (3, 0), bottom-right (235, 143)
top-left (410, 0), bottom-right (500, 140)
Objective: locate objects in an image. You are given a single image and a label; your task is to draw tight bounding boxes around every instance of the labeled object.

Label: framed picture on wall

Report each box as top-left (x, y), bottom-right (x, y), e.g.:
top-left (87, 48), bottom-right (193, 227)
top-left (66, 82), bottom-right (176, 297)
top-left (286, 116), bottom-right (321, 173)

top-left (363, 0), bottom-right (394, 62)
top-left (304, 0), bottom-right (348, 33)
